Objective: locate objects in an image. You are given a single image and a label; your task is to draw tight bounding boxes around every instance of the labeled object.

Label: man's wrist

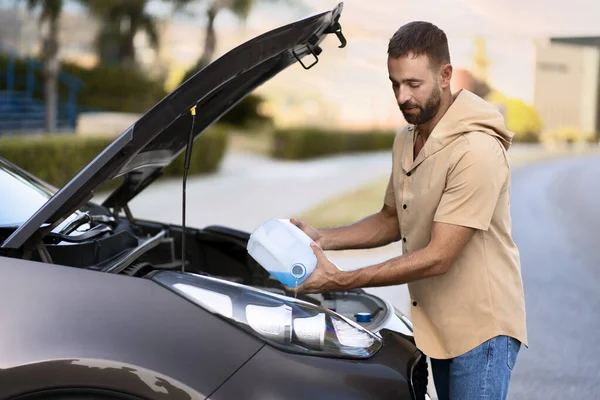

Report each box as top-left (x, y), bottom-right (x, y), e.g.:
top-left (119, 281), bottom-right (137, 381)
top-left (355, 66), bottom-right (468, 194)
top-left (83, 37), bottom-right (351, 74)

top-left (317, 229), bottom-right (331, 251)
top-left (338, 268), bottom-right (359, 291)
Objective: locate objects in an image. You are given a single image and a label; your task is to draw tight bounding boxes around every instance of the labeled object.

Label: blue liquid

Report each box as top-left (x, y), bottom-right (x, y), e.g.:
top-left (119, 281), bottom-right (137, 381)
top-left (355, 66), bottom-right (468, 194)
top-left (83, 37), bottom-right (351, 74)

top-left (269, 271), bottom-right (309, 288)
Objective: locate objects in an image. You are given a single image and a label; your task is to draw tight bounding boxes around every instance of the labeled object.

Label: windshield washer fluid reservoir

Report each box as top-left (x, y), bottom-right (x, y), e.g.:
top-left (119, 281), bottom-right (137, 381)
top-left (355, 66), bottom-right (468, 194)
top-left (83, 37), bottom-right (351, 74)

top-left (247, 218), bottom-right (317, 288)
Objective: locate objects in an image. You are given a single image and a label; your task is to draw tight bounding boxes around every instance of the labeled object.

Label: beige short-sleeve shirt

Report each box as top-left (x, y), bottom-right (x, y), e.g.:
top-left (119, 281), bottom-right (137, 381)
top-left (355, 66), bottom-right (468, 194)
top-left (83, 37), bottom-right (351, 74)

top-left (384, 90), bottom-right (528, 359)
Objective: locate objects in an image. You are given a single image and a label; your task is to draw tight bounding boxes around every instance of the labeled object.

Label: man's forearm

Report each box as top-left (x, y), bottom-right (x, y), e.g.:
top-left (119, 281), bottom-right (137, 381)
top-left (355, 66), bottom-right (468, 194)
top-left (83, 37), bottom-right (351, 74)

top-left (297, 222), bottom-right (476, 294)
top-left (340, 245), bottom-right (447, 289)
top-left (318, 210), bottom-right (401, 251)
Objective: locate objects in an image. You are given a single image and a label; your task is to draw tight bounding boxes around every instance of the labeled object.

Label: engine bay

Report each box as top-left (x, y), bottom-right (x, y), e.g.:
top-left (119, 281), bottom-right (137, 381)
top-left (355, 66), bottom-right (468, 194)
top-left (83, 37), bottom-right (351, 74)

top-left (1, 211), bottom-right (394, 333)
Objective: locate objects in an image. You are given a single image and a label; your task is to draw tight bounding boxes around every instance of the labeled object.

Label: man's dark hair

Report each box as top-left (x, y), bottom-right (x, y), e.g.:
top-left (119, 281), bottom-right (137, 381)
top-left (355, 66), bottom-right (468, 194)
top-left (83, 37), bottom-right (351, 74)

top-left (387, 21), bottom-right (450, 69)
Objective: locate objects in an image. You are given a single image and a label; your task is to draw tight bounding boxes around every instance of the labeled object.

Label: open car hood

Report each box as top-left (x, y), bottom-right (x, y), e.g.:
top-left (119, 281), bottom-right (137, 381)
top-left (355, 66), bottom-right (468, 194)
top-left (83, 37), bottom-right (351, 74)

top-left (2, 3), bottom-right (346, 250)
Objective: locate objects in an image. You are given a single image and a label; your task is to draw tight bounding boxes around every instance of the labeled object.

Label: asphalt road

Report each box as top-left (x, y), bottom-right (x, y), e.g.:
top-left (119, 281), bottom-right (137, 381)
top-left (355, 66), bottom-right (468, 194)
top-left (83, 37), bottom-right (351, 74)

top-left (508, 153), bottom-right (600, 399)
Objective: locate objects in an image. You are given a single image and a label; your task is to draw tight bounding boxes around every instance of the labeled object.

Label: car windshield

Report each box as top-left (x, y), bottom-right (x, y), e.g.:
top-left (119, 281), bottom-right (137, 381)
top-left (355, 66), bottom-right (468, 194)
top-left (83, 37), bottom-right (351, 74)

top-left (0, 158), bottom-right (98, 240)
top-left (0, 158), bottom-right (55, 227)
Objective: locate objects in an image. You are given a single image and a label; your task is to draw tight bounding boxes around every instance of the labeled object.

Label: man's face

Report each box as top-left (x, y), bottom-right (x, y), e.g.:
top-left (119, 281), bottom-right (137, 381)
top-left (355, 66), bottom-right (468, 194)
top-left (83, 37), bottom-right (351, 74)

top-left (387, 53), bottom-right (442, 125)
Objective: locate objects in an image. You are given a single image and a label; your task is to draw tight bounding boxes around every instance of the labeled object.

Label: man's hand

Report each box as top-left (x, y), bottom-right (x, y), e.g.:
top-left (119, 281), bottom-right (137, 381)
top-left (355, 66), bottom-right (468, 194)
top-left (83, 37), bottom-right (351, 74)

top-left (290, 218), bottom-right (323, 248)
top-left (286, 243), bottom-right (348, 294)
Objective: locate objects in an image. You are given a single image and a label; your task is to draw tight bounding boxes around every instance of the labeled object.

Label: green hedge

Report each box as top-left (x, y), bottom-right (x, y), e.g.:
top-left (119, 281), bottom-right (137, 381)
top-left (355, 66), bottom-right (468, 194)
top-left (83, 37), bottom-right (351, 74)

top-left (0, 126), bottom-right (229, 191)
top-left (271, 128), bottom-right (396, 160)
top-left (61, 63), bottom-right (168, 113)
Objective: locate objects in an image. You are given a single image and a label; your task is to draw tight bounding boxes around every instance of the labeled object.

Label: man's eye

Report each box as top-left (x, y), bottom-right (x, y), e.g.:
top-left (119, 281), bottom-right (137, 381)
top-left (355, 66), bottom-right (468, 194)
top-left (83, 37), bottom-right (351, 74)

top-left (409, 83), bottom-right (420, 89)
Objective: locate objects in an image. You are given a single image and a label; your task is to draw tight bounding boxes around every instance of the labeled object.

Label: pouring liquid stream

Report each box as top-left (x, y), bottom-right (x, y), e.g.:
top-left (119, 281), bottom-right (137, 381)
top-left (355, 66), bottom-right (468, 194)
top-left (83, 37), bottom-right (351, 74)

top-left (294, 278), bottom-right (298, 299)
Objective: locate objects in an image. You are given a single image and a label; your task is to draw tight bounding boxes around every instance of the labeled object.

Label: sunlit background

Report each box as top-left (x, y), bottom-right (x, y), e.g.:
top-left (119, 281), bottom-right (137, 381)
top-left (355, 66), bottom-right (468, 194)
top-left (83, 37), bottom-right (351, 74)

top-left (2, 0), bottom-right (600, 134)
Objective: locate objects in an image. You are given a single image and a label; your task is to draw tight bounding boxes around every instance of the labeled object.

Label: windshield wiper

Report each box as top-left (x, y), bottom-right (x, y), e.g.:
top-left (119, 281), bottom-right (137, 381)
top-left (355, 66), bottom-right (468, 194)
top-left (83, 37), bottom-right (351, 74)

top-left (48, 225), bottom-right (113, 243)
top-left (60, 211), bottom-right (115, 235)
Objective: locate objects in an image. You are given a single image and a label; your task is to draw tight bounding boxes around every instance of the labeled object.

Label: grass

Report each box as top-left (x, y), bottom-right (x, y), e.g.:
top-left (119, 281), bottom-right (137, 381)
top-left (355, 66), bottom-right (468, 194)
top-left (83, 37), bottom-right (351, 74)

top-left (298, 144), bottom-right (600, 229)
top-left (299, 177), bottom-right (390, 229)
top-left (226, 129), bottom-right (274, 155)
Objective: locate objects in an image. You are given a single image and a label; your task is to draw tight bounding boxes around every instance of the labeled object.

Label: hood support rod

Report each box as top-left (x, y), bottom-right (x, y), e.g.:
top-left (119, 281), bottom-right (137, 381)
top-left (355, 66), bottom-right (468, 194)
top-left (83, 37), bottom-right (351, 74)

top-left (181, 105), bottom-right (197, 272)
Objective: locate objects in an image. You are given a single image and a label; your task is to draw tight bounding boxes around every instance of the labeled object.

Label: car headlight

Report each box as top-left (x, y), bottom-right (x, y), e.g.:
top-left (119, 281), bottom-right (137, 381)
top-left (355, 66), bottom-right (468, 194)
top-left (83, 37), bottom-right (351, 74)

top-left (152, 271), bottom-right (382, 359)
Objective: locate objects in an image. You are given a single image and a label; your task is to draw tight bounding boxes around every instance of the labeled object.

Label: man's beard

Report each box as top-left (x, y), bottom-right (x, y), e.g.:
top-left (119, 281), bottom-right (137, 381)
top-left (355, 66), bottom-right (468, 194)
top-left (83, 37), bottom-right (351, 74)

top-left (400, 86), bottom-right (441, 125)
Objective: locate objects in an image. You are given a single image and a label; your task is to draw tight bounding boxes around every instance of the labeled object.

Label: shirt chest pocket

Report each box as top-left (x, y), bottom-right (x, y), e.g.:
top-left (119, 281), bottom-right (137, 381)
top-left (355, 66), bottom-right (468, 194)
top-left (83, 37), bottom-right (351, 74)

top-left (411, 157), bottom-right (446, 206)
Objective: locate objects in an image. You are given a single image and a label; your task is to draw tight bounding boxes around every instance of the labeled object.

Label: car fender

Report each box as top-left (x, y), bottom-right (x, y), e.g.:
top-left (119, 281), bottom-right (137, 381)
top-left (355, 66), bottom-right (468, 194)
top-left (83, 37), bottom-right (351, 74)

top-left (2, 358), bottom-right (200, 400)
top-left (0, 257), bottom-right (265, 400)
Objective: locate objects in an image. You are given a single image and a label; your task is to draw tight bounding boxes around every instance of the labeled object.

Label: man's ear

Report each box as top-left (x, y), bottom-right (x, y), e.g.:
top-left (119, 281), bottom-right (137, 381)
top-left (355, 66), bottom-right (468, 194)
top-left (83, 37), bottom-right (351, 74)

top-left (439, 63), bottom-right (453, 89)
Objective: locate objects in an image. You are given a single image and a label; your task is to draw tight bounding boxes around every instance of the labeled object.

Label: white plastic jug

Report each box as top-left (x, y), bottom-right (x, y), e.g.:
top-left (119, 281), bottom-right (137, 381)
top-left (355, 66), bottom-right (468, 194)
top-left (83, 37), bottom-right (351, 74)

top-left (247, 218), bottom-right (317, 288)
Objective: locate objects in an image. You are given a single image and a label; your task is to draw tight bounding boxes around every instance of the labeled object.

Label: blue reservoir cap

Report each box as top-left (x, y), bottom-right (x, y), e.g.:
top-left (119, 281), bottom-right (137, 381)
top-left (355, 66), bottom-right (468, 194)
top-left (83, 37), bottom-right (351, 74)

top-left (356, 312), bottom-right (371, 323)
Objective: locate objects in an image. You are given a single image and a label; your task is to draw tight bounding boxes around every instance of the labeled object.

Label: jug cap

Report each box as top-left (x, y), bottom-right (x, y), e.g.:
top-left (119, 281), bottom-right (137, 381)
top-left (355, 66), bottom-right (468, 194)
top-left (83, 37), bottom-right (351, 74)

top-left (291, 263), bottom-right (306, 279)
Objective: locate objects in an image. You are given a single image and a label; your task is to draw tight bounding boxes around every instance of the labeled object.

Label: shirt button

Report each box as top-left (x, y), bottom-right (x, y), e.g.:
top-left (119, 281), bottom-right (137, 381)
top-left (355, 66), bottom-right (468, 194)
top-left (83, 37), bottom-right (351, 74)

top-left (406, 172), bottom-right (411, 176)
top-left (412, 301), bottom-right (417, 307)
top-left (403, 237), bottom-right (407, 242)
top-left (403, 204), bottom-right (407, 209)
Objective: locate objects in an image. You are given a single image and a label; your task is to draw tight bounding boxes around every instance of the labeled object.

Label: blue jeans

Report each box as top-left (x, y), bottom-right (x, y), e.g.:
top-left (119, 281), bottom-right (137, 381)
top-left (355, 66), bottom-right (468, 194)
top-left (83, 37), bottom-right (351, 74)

top-left (430, 335), bottom-right (521, 400)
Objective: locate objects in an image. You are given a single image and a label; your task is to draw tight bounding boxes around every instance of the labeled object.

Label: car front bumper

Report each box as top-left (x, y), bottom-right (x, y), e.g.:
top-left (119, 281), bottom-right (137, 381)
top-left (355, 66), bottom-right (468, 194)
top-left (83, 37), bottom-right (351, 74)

top-left (208, 328), bottom-right (429, 400)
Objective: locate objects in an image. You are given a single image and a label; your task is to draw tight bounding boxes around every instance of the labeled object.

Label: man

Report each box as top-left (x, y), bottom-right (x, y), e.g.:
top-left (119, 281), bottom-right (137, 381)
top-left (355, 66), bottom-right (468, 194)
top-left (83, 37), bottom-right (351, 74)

top-left (290, 21), bottom-right (528, 400)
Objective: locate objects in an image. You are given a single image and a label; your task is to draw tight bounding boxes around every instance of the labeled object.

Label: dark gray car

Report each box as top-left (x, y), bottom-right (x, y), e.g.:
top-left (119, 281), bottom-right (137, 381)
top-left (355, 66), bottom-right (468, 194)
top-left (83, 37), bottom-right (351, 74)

top-left (0, 4), bottom-right (430, 400)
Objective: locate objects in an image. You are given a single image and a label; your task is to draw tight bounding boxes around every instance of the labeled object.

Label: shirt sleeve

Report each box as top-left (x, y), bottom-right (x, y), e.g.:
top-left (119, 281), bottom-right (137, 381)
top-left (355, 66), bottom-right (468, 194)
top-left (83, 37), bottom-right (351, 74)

top-left (433, 144), bottom-right (508, 231)
top-left (383, 172), bottom-right (396, 208)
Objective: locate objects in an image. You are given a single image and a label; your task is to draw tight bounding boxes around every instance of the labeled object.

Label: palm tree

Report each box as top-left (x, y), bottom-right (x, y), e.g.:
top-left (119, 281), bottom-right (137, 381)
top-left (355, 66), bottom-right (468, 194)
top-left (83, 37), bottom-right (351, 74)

top-left (199, 0), bottom-right (251, 68)
top-left (26, 0), bottom-right (63, 133)
top-left (174, 0), bottom-right (304, 127)
top-left (78, 0), bottom-right (159, 66)
top-left (180, 0), bottom-right (304, 79)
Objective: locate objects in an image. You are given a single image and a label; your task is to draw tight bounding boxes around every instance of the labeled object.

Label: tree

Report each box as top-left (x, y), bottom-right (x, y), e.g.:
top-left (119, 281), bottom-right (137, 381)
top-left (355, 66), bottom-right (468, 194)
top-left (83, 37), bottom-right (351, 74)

top-left (175, 0), bottom-right (303, 128)
top-left (470, 36), bottom-right (492, 98)
top-left (171, 0), bottom-right (255, 76)
top-left (198, 0), bottom-right (251, 68)
top-left (473, 35), bottom-right (490, 82)
top-left (27, 0), bottom-right (63, 133)
top-left (486, 91), bottom-right (543, 142)
top-left (78, 0), bottom-right (160, 66)
top-left (179, 0), bottom-right (304, 79)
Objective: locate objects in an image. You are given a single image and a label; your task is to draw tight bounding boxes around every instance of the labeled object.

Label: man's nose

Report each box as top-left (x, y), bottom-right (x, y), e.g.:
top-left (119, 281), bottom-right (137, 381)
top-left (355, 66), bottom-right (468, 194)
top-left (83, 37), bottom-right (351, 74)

top-left (397, 89), bottom-right (411, 106)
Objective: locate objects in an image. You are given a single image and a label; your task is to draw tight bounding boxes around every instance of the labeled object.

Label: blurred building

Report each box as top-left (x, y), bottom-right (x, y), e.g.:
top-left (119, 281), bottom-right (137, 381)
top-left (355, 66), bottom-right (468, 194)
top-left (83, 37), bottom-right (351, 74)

top-left (533, 37), bottom-right (600, 136)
